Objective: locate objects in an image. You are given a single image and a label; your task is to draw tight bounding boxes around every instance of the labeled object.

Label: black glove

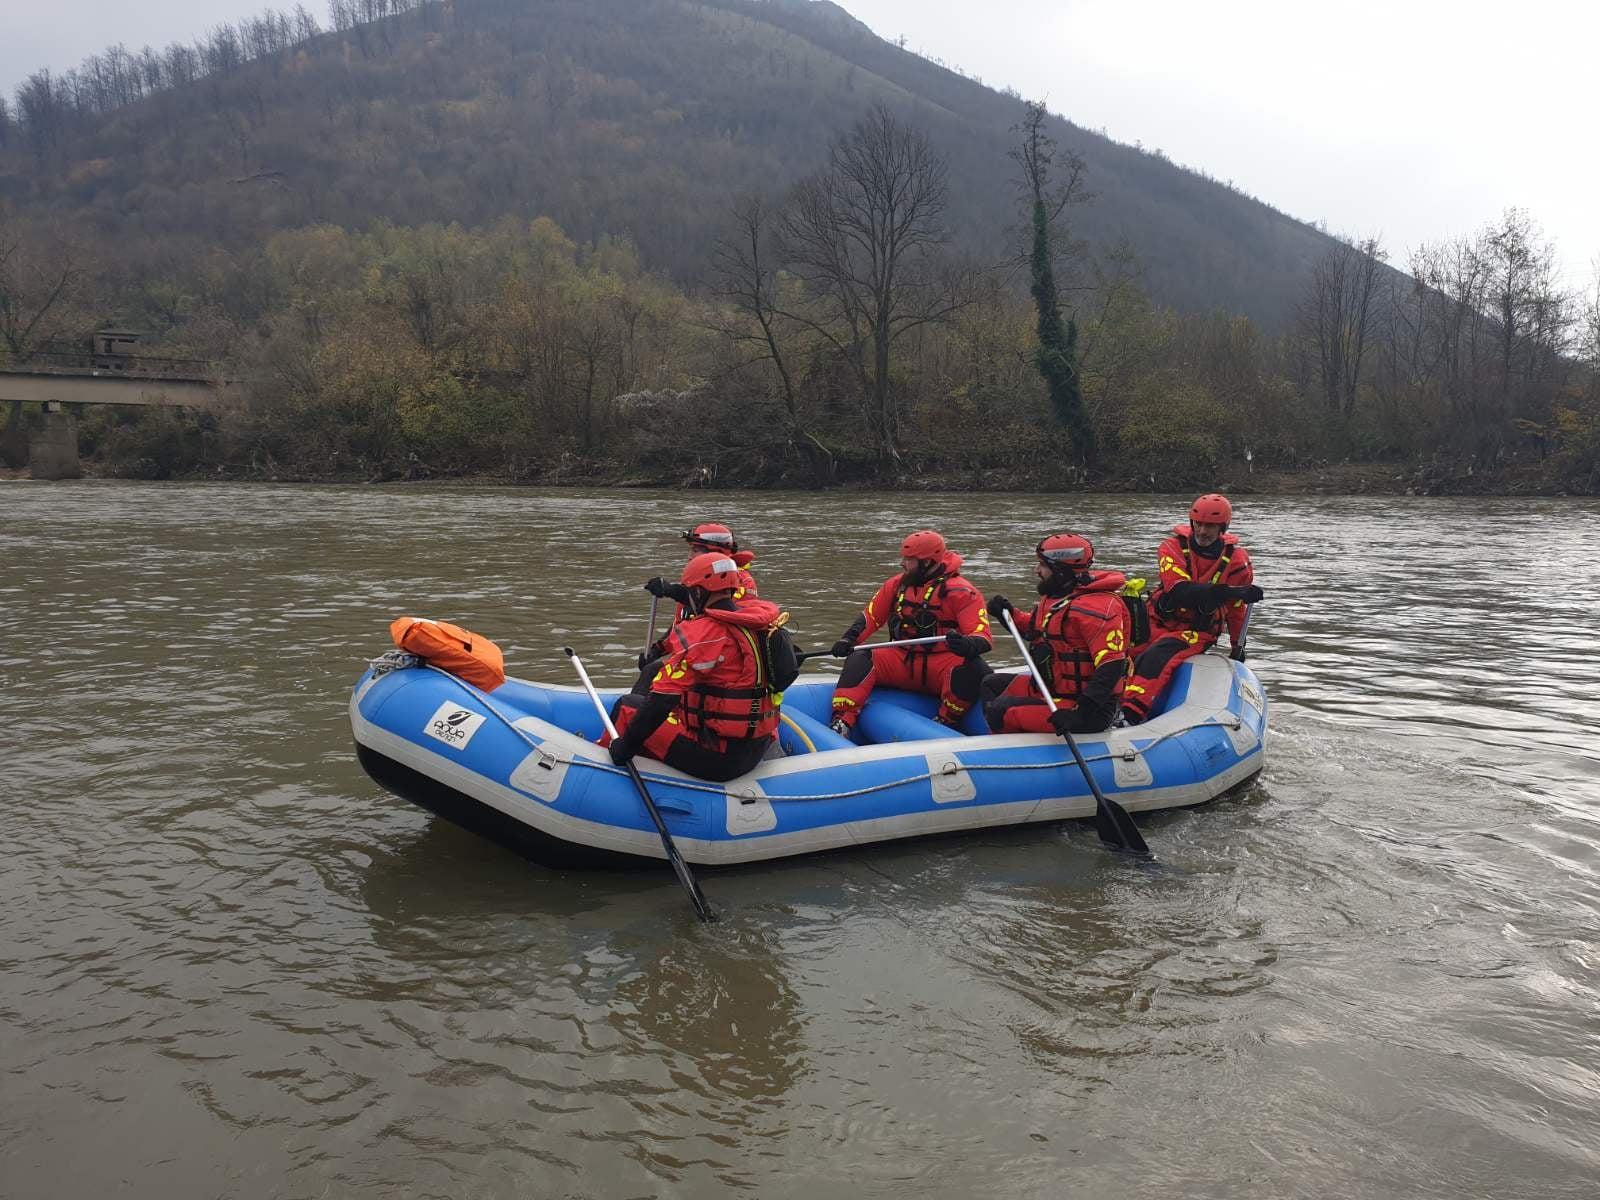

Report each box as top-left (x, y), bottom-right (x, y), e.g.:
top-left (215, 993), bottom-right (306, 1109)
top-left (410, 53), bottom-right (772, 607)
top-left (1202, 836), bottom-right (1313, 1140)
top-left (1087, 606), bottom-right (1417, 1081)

top-left (644, 577), bottom-right (691, 605)
top-left (608, 739), bottom-right (636, 765)
top-left (1227, 584), bottom-right (1264, 604)
top-left (831, 636), bottom-right (858, 658)
top-left (986, 594), bottom-right (1014, 621)
top-left (945, 632), bottom-right (986, 658)
top-left (637, 637), bottom-right (668, 672)
top-left (1049, 704), bottom-right (1110, 736)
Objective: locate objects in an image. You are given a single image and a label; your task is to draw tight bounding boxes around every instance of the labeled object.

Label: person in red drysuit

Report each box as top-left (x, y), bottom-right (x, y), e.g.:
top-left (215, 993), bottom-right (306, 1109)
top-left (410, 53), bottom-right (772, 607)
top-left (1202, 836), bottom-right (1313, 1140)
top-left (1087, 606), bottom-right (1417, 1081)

top-left (634, 522), bottom-right (760, 689)
top-left (608, 551), bottom-right (784, 782)
top-left (827, 529), bottom-right (992, 734)
top-left (981, 533), bottom-right (1131, 735)
top-left (1121, 493), bottom-right (1263, 724)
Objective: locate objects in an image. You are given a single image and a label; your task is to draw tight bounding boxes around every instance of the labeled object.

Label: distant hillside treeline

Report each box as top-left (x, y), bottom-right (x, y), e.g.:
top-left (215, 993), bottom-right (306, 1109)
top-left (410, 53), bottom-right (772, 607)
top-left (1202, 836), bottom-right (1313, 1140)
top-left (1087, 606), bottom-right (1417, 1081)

top-left (0, 0), bottom-right (1347, 328)
top-left (3, 193), bottom-right (1596, 490)
top-left (0, 1), bottom-right (1596, 491)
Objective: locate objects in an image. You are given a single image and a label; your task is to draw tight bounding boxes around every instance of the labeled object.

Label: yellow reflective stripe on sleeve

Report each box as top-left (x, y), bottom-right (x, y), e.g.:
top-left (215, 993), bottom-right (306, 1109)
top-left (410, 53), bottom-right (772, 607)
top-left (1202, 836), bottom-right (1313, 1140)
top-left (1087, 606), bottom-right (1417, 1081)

top-left (654, 660), bottom-right (690, 684)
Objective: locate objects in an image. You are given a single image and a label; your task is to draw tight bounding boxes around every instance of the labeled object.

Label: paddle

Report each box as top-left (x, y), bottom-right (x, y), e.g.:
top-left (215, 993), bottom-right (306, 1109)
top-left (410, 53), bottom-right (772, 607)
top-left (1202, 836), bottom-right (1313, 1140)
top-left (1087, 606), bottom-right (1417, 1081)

top-left (1229, 604), bottom-right (1254, 662)
top-left (796, 634), bottom-right (951, 664)
top-left (1000, 609), bottom-right (1151, 857)
top-left (644, 594), bottom-right (660, 659)
top-left (563, 647), bottom-right (715, 922)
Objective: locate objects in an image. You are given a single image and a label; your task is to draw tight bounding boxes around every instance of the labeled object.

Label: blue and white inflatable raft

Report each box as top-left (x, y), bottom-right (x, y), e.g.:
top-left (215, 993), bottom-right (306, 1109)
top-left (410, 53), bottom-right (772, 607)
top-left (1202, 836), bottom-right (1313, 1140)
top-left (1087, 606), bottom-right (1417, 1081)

top-left (350, 653), bottom-right (1266, 866)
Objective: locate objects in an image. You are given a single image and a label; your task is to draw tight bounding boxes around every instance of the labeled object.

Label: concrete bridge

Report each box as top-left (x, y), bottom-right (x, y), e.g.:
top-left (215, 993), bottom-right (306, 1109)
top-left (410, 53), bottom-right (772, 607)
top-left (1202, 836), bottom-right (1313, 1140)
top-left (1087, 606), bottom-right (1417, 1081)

top-left (1, 350), bottom-right (234, 479)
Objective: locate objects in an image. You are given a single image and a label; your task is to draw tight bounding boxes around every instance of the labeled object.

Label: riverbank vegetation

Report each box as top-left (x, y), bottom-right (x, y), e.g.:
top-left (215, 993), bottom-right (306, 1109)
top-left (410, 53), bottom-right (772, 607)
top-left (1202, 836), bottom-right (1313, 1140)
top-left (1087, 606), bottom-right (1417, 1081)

top-left (1, 3), bottom-right (1596, 493)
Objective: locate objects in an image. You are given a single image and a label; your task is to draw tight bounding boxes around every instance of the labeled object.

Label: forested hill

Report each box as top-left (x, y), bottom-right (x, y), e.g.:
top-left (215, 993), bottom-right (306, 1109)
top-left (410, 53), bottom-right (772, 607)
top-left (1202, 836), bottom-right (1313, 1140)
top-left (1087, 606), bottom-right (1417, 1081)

top-left (0, 0), bottom-right (1341, 328)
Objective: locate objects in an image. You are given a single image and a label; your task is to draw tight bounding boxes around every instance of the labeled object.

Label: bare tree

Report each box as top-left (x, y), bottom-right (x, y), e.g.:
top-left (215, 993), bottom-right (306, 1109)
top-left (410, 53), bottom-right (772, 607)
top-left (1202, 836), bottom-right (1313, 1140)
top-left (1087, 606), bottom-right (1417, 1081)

top-left (777, 102), bottom-right (969, 462)
top-left (292, 4), bottom-right (322, 44)
top-left (1482, 209), bottom-right (1571, 411)
top-left (15, 71), bottom-right (65, 155)
top-left (1582, 260), bottom-right (1600, 377)
top-left (1007, 99), bottom-right (1093, 281)
top-left (0, 208), bottom-right (83, 360)
top-left (1401, 215), bottom-right (1576, 456)
top-left (1296, 234), bottom-right (1385, 427)
top-left (708, 195), bottom-right (799, 417)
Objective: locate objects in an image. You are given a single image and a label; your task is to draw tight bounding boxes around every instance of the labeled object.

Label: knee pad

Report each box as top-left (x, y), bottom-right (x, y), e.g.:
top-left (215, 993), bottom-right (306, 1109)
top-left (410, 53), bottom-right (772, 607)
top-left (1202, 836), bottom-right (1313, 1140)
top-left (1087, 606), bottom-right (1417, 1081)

top-left (979, 672), bottom-right (1012, 704)
top-left (951, 658), bottom-right (990, 698)
top-left (837, 648), bottom-right (874, 688)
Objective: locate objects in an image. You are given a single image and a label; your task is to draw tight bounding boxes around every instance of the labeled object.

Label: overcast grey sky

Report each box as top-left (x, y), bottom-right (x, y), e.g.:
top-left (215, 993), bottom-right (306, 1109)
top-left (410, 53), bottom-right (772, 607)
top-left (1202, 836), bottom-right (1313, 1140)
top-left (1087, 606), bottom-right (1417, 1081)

top-left (4, 0), bottom-right (1595, 290)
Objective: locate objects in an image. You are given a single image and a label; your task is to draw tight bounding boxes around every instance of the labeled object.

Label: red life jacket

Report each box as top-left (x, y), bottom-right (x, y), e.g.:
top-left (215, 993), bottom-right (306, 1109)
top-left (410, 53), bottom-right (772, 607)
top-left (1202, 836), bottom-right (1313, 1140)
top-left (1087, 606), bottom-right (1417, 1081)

top-left (1152, 526), bottom-right (1249, 638)
top-left (887, 552), bottom-right (971, 643)
top-left (1025, 572), bottom-right (1129, 699)
top-left (660, 597), bottom-right (784, 746)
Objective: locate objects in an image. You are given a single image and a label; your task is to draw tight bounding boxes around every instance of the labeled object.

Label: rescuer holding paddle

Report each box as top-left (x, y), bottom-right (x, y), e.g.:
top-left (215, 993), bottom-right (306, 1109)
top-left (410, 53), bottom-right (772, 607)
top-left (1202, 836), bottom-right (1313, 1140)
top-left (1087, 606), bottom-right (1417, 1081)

top-left (607, 551), bottom-right (785, 781)
top-left (981, 533), bottom-right (1131, 735)
top-left (827, 530), bottom-right (992, 735)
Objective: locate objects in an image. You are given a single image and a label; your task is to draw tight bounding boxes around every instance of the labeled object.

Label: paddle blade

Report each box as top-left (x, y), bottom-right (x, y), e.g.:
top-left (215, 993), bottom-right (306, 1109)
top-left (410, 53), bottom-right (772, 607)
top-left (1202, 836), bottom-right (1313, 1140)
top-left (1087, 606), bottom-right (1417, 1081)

top-left (668, 848), bottom-right (717, 923)
top-left (1093, 799), bottom-right (1151, 857)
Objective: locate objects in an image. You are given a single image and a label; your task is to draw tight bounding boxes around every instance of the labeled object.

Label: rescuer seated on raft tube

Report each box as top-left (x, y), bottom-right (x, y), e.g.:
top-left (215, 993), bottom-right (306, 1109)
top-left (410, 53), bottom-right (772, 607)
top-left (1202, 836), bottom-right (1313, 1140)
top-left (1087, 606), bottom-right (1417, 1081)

top-left (827, 529), bottom-right (993, 734)
top-left (1122, 492), bottom-right (1264, 725)
top-left (606, 552), bottom-right (784, 782)
top-left (633, 521), bottom-right (759, 692)
top-left (981, 533), bottom-right (1132, 736)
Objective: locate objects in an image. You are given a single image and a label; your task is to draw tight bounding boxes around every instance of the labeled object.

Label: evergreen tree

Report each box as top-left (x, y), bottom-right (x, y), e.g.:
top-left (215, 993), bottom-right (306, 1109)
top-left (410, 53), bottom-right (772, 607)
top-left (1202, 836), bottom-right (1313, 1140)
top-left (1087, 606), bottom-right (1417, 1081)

top-left (1013, 101), bottom-right (1094, 460)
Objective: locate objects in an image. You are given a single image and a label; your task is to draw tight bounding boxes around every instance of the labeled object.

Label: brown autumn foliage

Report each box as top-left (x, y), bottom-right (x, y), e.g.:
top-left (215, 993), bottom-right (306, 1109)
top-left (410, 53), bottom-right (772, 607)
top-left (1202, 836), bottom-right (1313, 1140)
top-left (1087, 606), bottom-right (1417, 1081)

top-left (1, 2), bottom-right (1594, 490)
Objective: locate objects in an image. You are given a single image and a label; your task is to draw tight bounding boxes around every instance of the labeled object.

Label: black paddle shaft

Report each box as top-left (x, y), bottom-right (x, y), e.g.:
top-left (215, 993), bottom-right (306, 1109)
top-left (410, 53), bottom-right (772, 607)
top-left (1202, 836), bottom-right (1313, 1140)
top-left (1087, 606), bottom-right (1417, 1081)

top-left (1230, 603), bottom-right (1254, 662)
top-left (624, 759), bottom-right (715, 921)
top-left (998, 610), bottom-right (1150, 857)
top-left (564, 647), bottom-right (716, 922)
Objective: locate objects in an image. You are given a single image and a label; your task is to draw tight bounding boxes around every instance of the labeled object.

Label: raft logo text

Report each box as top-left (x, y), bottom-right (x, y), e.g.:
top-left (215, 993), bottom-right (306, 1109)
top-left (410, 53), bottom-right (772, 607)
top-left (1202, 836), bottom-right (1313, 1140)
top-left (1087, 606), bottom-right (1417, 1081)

top-left (424, 701), bottom-right (486, 750)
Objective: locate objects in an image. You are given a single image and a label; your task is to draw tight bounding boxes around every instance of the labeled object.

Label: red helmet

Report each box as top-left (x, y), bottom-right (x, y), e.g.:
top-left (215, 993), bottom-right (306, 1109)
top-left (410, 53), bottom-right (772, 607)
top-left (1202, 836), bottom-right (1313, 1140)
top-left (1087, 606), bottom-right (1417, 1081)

top-left (681, 551), bottom-right (742, 593)
top-left (901, 529), bottom-right (946, 560)
top-left (1189, 494), bottom-right (1233, 526)
top-left (1037, 533), bottom-right (1094, 572)
top-left (683, 522), bottom-right (738, 552)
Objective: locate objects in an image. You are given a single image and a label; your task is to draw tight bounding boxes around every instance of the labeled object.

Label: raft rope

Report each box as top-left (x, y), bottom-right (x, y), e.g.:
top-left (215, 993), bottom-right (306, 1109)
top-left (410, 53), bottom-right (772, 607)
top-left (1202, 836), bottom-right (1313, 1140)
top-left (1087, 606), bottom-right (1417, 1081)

top-left (405, 663), bottom-right (1247, 804)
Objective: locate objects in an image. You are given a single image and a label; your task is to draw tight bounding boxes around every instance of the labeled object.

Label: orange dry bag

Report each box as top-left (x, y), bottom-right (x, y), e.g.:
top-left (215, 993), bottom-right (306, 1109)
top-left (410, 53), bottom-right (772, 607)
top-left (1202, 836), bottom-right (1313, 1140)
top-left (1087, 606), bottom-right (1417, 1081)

top-left (389, 616), bottom-right (506, 692)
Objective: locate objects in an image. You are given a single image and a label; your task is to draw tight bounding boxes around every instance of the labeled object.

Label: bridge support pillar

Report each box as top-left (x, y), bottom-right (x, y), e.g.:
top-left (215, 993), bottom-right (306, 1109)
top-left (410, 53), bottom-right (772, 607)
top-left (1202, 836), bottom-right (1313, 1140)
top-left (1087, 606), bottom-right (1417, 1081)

top-left (28, 402), bottom-right (82, 480)
top-left (0, 400), bottom-right (25, 468)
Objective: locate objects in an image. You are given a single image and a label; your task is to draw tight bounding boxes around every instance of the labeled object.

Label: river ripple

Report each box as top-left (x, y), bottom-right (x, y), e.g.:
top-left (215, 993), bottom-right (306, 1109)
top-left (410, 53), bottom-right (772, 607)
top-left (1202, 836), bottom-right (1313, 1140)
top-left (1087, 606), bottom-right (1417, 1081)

top-left (2, 482), bottom-right (1597, 1199)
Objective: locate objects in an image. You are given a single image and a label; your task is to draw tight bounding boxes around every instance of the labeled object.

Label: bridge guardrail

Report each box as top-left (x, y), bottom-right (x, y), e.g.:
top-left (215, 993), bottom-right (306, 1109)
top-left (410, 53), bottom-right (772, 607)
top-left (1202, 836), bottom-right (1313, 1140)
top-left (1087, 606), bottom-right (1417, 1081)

top-left (2, 351), bottom-right (222, 380)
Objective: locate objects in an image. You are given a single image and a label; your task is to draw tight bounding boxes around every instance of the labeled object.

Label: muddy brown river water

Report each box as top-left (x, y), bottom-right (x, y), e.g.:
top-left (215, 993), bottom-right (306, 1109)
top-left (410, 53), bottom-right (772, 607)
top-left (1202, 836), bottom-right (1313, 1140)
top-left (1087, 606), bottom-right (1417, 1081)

top-left (2, 482), bottom-right (1598, 1198)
